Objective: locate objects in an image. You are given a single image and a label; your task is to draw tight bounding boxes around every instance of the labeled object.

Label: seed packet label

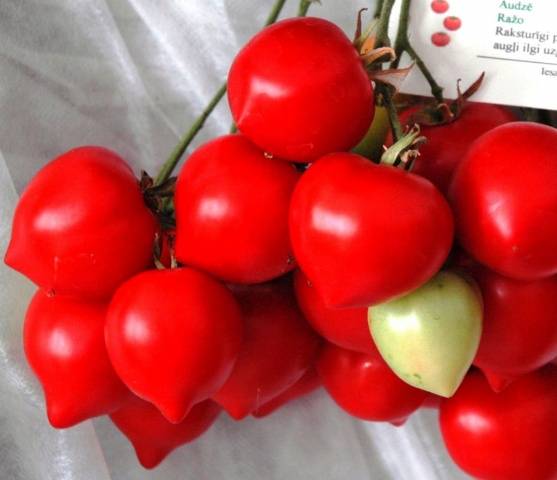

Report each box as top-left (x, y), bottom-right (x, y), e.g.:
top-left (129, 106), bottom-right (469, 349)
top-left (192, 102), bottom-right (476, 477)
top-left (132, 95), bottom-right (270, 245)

top-left (394, 0), bottom-right (557, 109)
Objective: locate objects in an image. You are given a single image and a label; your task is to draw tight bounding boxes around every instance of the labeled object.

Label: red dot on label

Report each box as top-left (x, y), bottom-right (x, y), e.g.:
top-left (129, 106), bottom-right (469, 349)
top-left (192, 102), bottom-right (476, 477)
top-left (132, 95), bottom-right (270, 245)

top-left (444, 16), bottom-right (462, 31)
top-left (431, 0), bottom-right (449, 14)
top-left (431, 32), bottom-right (451, 47)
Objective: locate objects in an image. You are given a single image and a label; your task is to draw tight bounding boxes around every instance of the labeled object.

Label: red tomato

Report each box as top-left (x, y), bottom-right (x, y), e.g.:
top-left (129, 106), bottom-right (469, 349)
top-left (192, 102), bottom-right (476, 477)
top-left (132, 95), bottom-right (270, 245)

top-left (5, 147), bottom-right (157, 299)
top-left (431, 32), bottom-right (451, 47)
top-left (421, 393), bottom-right (442, 409)
top-left (431, 0), bottom-right (449, 13)
top-left (228, 18), bottom-right (374, 162)
top-left (450, 122), bottom-right (557, 281)
top-left (175, 135), bottom-right (300, 284)
top-left (293, 270), bottom-right (374, 353)
top-left (471, 267), bottom-right (557, 390)
top-left (24, 291), bottom-right (130, 428)
top-left (110, 397), bottom-right (220, 469)
top-left (443, 16), bottom-right (462, 31)
top-left (316, 343), bottom-right (427, 422)
top-left (212, 279), bottom-right (320, 420)
top-left (398, 103), bottom-right (516, 195)
top-left (440, 367), bottom-right (557, 480)
top-left (105, 268), bottom-right (243, 424)
top-left (289, 153), bottom-right (453, 308)
top-left (252, 367), bottom-right (321, 418)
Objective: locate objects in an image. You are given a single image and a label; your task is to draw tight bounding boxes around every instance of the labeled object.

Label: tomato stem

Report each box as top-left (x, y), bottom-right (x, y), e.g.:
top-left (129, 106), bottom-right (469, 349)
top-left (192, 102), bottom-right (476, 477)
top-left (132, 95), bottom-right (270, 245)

top-left (155, 0), bottom-right (291, 185)
top-left (373, 0), bottom-right (385, 19)
top-left (297, 0), bottom-right (313, 17)
top-left (375, 0), bottom-right (395, 49)
top-left (391, 0), bottom-right (444, 104)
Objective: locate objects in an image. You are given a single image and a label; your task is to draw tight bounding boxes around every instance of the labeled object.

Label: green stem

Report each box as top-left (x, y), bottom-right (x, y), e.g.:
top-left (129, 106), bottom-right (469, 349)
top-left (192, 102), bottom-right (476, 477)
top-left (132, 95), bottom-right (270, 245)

top-left (297, 0), bottom-right (313, 17)
top-left (155, 83), bottom-right (227, 185)
top-left (378, 83), bottom-right (402, 142)
top-left (266, 0), bottom-right (288, 24)
top-left (373, 0), bottom-right (385, 19)
top-left (390, 0), bottom-right (444, 103)
top-left (375, 0), bottom-right (396, 48)
top-left (155, 0), bottom-right (289, 185)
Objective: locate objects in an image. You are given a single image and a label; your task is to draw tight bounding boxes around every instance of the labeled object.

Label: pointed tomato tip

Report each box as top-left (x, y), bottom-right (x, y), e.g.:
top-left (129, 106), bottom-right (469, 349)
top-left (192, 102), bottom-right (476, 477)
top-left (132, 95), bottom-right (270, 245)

top-left (482, 370), bottom-right (516, 393)
top-left (4, 240), bottom-right (18, 269)
top-left (136, 446), bottom-right (167, 470)
top-left (221, 403), bottom-right (251, 421)
top-left (46, 402), bottom-right (77, 429)
top-left (158, 402), bottom-right (191, 424)
top-left (390, 417), bottom-right (408, 427)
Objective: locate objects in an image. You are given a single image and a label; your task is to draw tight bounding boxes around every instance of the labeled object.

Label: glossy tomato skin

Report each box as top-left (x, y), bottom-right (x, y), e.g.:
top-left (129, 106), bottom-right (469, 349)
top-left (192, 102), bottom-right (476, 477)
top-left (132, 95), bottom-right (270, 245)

top-left (440, 367), bottom-right (557, 480)
top-left (212, 279), bottom-right (320, 420)
top-left (24, 291), bottom-right (131, 428)
top-left (252, 367), bottom-right (321, 418)
top-left (105, 268), bottom-right (243, 424)
top-left (110, 397), bottom-right (220, 469)
top-left (399, 103), bottom-right (516, 195)
top-left (175, 135), bottom-right (300, 284)
top-left (289, 153), bottom-right (454, 308)
top-left (317, 343), bottom-right (427, 422)
top-left (293, 270), bottom-right (374, 353)
top-left (228, 18), bottom-right (374, 162)
top-left (471, 267), bottom-right (557, 388)
top-left (5, 146), bottom-right (157, 299)
top-left (450, 122), bottom-right (557, 280)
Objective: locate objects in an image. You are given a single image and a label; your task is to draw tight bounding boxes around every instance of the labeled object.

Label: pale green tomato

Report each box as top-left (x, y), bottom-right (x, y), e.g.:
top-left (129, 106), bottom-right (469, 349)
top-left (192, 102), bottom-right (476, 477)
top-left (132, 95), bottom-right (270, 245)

top-left (369, 271), bottom-right (483, 398)
top-left (352, 106), bottom-right (389, 160)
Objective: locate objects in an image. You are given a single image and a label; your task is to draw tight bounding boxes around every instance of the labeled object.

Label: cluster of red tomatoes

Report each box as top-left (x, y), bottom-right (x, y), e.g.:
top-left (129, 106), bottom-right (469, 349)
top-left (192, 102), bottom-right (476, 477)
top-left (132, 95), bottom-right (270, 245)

top-left (6, 16), bottom-right (557, 479)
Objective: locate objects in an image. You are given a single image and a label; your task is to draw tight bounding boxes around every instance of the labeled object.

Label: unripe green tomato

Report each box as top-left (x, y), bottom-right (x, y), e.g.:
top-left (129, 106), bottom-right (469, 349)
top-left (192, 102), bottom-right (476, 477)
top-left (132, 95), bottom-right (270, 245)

top-left (352, 106), bottom-right (389, 160)
top-left (369, 271), bottom-right (483, 397)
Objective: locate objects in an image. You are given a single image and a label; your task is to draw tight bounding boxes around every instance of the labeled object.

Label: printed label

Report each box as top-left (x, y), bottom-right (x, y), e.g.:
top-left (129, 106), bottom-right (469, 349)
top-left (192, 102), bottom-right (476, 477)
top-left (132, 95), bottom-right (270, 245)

top-left (394, 0), bottom-right (557, 109)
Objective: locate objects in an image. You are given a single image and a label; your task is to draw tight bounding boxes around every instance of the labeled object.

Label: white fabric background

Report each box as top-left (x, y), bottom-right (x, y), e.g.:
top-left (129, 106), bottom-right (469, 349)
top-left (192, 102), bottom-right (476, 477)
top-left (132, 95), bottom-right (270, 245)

top-left (0, 1), bottom-right (469, 478)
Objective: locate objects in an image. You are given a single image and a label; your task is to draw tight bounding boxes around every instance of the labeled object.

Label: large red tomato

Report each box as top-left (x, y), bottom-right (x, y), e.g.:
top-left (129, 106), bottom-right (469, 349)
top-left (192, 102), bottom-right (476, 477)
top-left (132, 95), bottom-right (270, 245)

top-left (397, 103), bottom-right (516, 195)
top-left (24, 291), bottom-right (130, 428)
top-left (440, 367), bottom-right (557, 480)
top-left (252, 367), bottom-right (321, 418)
top-left (290, 153), bottom-right (453, 308)
top-left (228, 18), bottom-right (374, 162)
top-left (212, 279), bottom-right (320, 419)
top-left (293, 270), bottom-right (374, 353)
top-left (5, 146), bottom-right (157, 299)
top-left (450, 122), bottom-right (557, 280)
top-left (316, 343), bottom-right (427, 422)
top-left (110, 397), bottom-right (220, 469)
top-left (105, 268), bottom-right (243, 424)
top-left (471, 267), bottom-right (557, 391)
top-left (175, 135), bottom-right (300, 284)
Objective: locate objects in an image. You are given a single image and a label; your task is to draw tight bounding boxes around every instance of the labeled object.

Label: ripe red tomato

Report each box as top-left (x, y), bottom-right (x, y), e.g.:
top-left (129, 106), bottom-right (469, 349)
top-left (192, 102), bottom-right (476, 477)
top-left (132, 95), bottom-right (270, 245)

top-left (105, 268), bottom-right (243, 424)
top-left (289, 153), bottom-right (453, 308)
top-left (212, 279), bottom-right (320, 419)
top-left (293, 270), bottom-right (374, 353)
top-left (110, 397), bottom-right (220, 469)
top-left (443, 16), bottom-right (462, 31)
top-left (471, 266), bottom-right (557, 390)
top-left (5, 146), bottom-right (157, 299)
top-left (316, 343), bottom-right (427, 422)
top-left (450, 122), bottom-right (557, 280)
top-left (175, 135), bottom-right (300, 284)
top-left (24, 291), bottom-right (130, 428)
top-left (397, 103), bottom-right (516, 195)
top-left (440, 367), bottom-right (557, 480)
top-left (228, 18), bottom-right (374, 162)
top-left (431, 32), bottom-right (451, 47)
top-left (431, 0), bottom-right (449, 13)
top-left (252, 367), bottom-right (321, 418)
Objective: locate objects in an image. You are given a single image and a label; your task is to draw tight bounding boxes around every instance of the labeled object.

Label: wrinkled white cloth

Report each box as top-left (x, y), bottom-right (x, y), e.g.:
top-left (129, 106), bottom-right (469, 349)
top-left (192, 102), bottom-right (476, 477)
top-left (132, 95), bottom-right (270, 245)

top-left (0, 1), bottom-right (469, 478)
